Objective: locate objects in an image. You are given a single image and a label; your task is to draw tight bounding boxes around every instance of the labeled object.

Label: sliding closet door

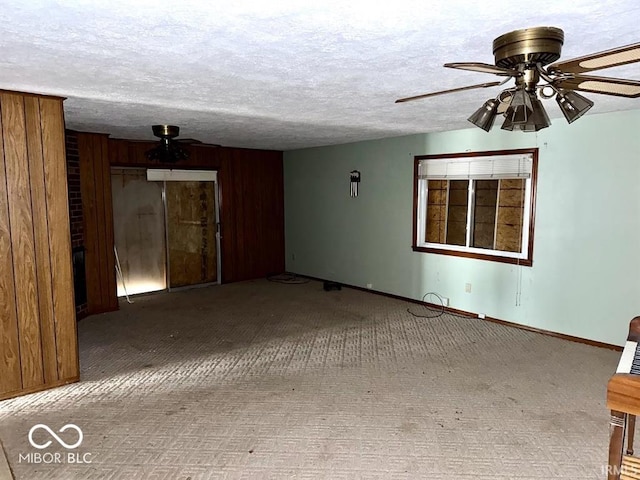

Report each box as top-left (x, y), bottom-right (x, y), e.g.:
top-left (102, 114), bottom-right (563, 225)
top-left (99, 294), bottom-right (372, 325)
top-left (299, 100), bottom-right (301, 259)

top-left (111, 168), bottom-right (166, 296)
top-left (165, 181), bottom-right (217, 288)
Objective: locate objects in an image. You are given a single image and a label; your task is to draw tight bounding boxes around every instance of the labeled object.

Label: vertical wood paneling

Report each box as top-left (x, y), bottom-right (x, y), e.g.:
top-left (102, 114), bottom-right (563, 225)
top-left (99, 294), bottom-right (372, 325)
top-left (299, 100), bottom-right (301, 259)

top-left (107, 138), bottom-right (126, 165)
top-left (100, 138), bottom-right (117, 308)
top-left (40, 97), bottom-right (78, 381)
top-left (92, 136), bottom-right (108, 308)
top-left (78, 134), bottom-right (100, 313)
top-left (0, 91), bottom-right (78, 400)
top-left (218, 148), bottom-right (236, 282)
top-left (0, 97), bottom-right (22, 394)
top-left (108, 139), bottom-right (224, 170)
top-left (1, 93), bottom-right (45, 389)
top-left (24, 96), bottom-right (59, 384)
top-left (220, 148), bottom-right (284, 282)
top-left (78, 133), bottom-right (117, 314)
top-left (268, 153), bottom-right (285, 274)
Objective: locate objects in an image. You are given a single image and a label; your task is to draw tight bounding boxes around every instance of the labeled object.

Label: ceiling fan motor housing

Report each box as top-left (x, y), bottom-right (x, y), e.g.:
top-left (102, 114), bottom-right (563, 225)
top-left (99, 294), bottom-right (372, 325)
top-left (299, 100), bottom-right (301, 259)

top-left (493, 26), bottom-right (564, 68)
top-left (152, 124), bottom-right (180, 139)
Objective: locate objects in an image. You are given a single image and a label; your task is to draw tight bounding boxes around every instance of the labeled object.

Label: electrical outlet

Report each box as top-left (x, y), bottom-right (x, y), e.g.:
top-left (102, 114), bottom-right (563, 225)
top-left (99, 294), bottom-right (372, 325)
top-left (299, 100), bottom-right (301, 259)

top-left (478, 313), bottom-right (486, 319)
top-left (366, 283), bottom-right (373, 289)
top-left (465, 283), bottom-right (472, 293)
top-left (440, 297), bottom-right (449, 307)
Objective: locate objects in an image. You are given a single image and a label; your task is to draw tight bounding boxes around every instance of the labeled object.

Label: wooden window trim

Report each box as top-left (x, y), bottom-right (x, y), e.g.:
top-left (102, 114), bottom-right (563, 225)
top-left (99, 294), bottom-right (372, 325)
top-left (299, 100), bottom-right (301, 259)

top-left (412, 148), bottom-right (538, 267)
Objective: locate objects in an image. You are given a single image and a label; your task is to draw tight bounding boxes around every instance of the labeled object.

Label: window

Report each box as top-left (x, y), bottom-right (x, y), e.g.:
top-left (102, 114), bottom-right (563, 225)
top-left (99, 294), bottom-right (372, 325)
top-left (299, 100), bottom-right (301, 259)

top-left (413, 148), bottom-right (537, 266)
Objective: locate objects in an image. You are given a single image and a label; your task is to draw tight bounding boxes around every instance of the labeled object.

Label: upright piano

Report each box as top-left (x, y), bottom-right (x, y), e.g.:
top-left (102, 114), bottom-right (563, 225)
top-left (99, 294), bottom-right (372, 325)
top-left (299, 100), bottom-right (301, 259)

top-left (607, 317), bottom-right (640, 480)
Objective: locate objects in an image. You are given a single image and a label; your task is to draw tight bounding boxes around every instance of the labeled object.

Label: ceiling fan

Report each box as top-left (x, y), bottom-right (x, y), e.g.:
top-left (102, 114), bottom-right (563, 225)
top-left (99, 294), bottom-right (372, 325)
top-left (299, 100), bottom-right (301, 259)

top-left (396, 27), bottom-right (640, 132)
top-left (145, 125), bottom-right (220, 163)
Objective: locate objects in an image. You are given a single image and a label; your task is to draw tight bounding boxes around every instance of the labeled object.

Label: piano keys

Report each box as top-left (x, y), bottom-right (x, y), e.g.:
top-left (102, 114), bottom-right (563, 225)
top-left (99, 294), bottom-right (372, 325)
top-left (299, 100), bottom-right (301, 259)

top-left (616, 341), bottom-right (640, 375)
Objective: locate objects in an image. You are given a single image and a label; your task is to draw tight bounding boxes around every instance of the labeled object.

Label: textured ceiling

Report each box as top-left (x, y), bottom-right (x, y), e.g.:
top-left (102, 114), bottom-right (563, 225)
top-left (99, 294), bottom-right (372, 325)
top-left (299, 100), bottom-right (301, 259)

top-left (1, 0), bottom-right (640, 151)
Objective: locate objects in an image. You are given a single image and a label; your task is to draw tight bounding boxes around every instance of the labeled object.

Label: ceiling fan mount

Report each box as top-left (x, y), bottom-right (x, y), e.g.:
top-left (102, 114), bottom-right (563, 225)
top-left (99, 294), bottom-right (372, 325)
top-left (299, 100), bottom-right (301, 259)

top-left (492, 26), bottom-right (564, 69)
top-left (152, 124), bottom-right (181, 140)
top-left (396, 26), bottom-right (640, 132)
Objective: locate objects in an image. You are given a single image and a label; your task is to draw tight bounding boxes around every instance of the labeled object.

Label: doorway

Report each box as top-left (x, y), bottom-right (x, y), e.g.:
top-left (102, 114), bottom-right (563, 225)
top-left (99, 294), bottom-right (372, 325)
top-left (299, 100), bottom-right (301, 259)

top-left (165, 180), bottom-right (218, 288)
top-left (111, 168), bottom-right (221, 297)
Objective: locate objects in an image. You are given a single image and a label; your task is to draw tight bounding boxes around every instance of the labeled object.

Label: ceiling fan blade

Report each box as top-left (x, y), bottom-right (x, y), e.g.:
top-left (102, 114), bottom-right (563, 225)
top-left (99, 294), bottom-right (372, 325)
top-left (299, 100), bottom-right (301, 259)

top-left (395, 81), bottom-right (503, 103)
top-left (555, 74), bottom-right (640, 98)
top-left (444, 62), bottom-right (519, 76)
top-left (549, 42), bottom-right (640, 74)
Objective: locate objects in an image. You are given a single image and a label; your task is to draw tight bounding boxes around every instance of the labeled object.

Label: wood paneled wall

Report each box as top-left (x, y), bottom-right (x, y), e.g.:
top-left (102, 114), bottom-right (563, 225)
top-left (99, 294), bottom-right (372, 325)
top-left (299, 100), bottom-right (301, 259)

top-left (77, 133), bottom-right (118, 314)
top-left (219, 148), bottom-right (285, 282)
top-left (109, 139), bottom-right (285, 283)
top-left (0, 91), bottom-right (79, 401)
top-left (109, 139), bottom-right (223, 170)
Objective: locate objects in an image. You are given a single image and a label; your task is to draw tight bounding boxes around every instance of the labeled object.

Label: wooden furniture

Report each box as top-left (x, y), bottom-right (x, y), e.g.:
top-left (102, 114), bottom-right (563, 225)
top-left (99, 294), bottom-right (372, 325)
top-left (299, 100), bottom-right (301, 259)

top-left (0, 90), bottom-right (79, 401)
top-left (607, 317), bottom-right (640, 479)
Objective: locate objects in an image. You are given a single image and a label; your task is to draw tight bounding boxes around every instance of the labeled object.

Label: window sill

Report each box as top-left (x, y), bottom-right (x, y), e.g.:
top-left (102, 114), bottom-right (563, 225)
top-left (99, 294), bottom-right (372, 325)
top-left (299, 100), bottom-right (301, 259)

top-left (412, 245), bottom-right (533, 267)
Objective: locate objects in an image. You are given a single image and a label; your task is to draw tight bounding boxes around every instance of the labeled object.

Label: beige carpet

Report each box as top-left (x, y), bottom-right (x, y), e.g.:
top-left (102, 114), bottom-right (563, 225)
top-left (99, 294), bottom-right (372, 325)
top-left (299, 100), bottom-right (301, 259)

top-left (0, 440), bottom-right (12, 480)
top-left (0, 279), bottom-right (622, 479)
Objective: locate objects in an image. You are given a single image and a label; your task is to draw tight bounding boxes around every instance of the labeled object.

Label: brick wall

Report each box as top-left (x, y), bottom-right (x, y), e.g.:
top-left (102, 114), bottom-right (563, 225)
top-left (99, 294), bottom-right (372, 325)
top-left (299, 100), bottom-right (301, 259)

top-left (66, 131), bottom-right (83, 248)
top-left (65, 130), bottom-right (88, 319)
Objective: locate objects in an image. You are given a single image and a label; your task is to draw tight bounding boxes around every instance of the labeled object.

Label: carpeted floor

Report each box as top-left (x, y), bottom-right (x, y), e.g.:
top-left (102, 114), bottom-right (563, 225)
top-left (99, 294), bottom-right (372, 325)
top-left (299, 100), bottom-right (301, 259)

top-left (0, 279), bottom-right (621, 479)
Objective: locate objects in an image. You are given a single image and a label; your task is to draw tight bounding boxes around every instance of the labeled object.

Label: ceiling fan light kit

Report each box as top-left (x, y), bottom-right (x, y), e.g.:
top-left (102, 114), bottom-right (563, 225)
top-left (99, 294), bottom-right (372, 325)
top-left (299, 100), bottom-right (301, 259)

top-left (555, 90), bottom-right (594, 123)
top-left (467, 98), bottom-right (500, 132)
top-left (397, 26), bottom-right (640, 133)
top-left (526, 94), bottom-right (552, 131)
top-left (499, 90), bottom-right (551, 132)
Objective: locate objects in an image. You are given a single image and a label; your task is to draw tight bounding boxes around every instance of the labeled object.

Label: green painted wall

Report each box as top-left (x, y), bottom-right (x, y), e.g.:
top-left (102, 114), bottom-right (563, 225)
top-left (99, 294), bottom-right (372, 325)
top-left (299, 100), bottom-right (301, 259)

top-left (284, 110), bottom-right (640, 346)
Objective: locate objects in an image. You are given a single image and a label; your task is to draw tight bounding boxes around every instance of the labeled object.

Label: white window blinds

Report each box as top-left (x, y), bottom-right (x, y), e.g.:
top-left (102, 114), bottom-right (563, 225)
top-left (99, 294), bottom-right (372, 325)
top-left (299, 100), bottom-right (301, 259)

top-left (418, 153), bottom-right (533, 180)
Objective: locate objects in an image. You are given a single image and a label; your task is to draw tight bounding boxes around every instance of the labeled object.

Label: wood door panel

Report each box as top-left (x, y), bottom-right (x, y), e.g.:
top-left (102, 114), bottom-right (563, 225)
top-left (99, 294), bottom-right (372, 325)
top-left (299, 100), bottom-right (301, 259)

top-left (1, 93), bottom-right (44, 389)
